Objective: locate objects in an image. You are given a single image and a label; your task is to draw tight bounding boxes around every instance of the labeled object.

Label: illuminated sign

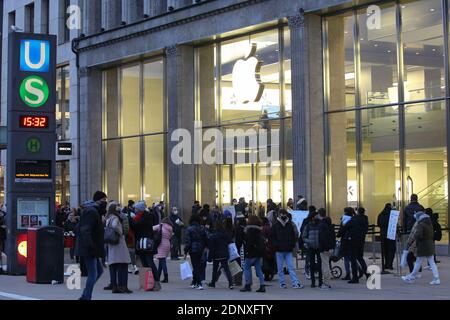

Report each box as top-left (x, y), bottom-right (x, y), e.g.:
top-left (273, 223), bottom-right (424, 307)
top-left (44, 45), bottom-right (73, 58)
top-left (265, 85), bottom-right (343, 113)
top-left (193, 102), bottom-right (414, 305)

top-left (232, 43), bottom-right (265, 104)
top-left (20, 115), bottom-right (49, 128)
top-left (57, 142), bottom-right (72, 156)
top-left (26, 138), bottom-right (41, 153)
top-left (19, 75), bottom-right (50, 108)
top-left (20, 39), bottom-right (50, 72)
top-left (15, 160), bottom-right (52, 181)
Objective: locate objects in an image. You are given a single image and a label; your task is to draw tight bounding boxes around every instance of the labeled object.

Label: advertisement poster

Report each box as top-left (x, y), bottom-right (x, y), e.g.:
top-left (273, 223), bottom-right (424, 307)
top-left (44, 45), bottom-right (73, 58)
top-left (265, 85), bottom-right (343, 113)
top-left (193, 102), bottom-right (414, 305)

top-left (290, 210), bottom-right (309, 235)
top-left (16, 197), bottom-right (50, 230)
top-left (387, 210), bottom-right (400, 240)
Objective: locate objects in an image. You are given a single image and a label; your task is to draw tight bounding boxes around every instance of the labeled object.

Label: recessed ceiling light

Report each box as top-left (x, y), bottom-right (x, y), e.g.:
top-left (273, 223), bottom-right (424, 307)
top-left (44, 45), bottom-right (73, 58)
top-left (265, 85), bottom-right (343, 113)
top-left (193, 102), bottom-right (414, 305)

top-left (430, 8), bottom-right (435, 12)
top-left (374, 44), bottom-right (378, 47)
top-left (416, 52), bottom-right (420, 55)
top-left (360, 38), bottom-right (364, 41)
top-left (432, 48), bottom-right (437, 52)
top-left (402, 5), bottom-right (406, 9)
top-left (387, 50), bottom-right (392, 53)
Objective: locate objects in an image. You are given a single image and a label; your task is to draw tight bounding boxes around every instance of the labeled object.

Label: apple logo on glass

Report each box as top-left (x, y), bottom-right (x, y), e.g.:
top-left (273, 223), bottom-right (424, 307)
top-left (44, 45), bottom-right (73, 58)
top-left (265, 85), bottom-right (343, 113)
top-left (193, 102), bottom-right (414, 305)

top-left (232, 43), bottom-right (265, 104)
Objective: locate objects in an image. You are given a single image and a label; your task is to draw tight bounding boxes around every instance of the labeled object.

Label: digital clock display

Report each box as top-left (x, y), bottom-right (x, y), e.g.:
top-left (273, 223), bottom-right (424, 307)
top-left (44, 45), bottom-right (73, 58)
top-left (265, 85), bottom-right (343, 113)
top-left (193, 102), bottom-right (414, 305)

top-left (19, 116), bottom-right (49, 128)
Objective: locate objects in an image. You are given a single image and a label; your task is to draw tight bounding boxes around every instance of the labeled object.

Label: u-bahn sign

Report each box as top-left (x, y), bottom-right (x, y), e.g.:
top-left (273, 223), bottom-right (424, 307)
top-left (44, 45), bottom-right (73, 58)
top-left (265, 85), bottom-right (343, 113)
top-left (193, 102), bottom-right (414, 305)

top-left (6, 32), bottom-right (56, 275)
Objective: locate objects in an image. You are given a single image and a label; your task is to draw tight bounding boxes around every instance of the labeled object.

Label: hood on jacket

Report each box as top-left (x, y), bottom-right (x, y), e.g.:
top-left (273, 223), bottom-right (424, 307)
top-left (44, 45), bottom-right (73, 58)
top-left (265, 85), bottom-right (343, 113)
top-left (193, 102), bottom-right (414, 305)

top-left (277, 217), bottom-right (289, 227)
top-left (82, 200), bottom-right (97, 208)
top-left (244, 225), bottom-right (262, 233)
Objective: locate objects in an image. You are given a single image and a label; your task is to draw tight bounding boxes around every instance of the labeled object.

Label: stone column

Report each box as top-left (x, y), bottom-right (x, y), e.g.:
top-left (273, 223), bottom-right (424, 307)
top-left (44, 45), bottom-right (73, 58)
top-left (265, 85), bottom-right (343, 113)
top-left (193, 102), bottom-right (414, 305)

top-left (79, 67), bottom-right (103, 202)
top-left (82, 0), bottom-right (101, 35)
top-left (165, 45), bottom-right (196, 221)
top-left (102, 0), bottom-right (122, 31)
top-left (288, 10), bottom-right (325, 208)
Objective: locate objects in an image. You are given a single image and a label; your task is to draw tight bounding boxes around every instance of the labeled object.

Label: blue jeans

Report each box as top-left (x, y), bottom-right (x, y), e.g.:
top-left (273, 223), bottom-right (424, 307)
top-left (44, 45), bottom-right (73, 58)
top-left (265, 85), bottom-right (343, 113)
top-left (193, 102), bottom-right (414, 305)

top-left (157, 258), bottom-right (168, 281)
top-left (243, 258), bottom-right (265, 286)
top-left (276, 252), bottom-right (300, 286)
top-left (81, 257), bottom-right (104, 300)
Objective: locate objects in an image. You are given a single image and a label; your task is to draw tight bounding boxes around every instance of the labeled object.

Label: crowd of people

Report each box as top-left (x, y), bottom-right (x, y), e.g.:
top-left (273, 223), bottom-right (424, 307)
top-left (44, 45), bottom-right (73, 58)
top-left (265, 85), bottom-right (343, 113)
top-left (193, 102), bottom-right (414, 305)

top-left (0, 191), bottom-right (444, 299)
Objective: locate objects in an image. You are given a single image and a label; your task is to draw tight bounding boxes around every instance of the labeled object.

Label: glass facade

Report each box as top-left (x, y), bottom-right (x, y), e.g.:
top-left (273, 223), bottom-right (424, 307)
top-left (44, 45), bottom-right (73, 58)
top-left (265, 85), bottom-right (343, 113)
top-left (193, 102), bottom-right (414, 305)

top-left (195, 27), bottom-right (292, 209)
top-left (56, 161), bottom-right (70, 205)
top-left (56, 65), bottom-right (70, 141)
top-left (324, 0), bottom-right (449, 243)
top-left (102, 58), bottom-right (166, 205)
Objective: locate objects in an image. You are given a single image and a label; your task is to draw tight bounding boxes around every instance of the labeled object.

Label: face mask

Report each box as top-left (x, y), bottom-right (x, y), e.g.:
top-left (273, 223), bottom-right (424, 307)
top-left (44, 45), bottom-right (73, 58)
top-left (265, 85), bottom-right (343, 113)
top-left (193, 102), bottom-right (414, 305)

top-left (173, 210), bottom-right (178, 215)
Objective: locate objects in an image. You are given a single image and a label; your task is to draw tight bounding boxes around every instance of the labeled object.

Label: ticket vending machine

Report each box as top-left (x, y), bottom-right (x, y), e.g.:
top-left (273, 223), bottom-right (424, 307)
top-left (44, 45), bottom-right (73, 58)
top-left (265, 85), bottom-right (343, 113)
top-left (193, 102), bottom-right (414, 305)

top-left (5, 32), bottom-right (56, 275)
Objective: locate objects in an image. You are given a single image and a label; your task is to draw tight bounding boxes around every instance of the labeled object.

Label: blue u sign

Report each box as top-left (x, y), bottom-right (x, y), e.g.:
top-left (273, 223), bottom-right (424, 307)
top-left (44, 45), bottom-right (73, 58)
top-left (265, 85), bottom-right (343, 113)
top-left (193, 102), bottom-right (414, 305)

top-left (20, 40), bottom-right (50, 72)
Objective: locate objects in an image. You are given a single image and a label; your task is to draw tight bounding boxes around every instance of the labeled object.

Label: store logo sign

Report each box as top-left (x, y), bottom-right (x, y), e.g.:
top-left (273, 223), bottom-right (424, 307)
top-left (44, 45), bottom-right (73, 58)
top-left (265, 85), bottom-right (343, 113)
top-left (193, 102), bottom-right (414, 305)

top-left (27, 138), bottom-right (41, 153)
top-left (20, 76), bottom-right (50, 108)
top-left (367, 5), bottom-right (381, 30)
top-left (232, 44), bottom-right (265, 104)
top-left (20, 40), bottom-right (50, 72)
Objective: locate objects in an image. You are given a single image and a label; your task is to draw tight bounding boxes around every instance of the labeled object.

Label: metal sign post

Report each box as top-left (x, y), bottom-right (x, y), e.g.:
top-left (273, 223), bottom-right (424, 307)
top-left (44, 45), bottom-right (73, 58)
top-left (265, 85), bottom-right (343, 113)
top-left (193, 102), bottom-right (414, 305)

top-left (6, 32), bottom-right (56, 275)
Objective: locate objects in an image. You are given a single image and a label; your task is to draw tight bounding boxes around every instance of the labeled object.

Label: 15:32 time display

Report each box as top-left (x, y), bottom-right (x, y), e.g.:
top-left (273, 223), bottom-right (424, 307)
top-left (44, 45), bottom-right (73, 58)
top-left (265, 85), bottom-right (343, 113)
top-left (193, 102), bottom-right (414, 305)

top-left (19, 115), bottom-right (49, 128)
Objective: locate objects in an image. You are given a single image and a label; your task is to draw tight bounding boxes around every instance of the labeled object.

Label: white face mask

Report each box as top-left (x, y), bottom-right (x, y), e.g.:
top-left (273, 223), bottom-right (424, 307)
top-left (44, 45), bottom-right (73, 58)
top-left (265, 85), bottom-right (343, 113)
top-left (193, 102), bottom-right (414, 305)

top-left (173, 210), bottom-right (178, 215)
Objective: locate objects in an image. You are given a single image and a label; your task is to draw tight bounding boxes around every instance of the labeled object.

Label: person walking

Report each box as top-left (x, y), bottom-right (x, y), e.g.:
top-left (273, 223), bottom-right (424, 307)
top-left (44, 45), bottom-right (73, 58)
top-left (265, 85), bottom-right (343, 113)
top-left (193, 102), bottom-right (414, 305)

top-left (300, 206), bottom-right (316, 279)
top-left (184, 213), bottom-right (208, 290)
top-left (261, 217), bottom-right (277, 281)
top-left (337, 207), bottom-right (355, 281)
top-left (271, 209), bottom-right (303, 289)
top-left (153, 218), bottom-right (173, 283)
top-left (429, 210), bottom-right (442, 264)
top-left (207, 221), bottom-right (234, 289)
top-left (169, 207), bottom-right (184, 260)
top-left (130, 200), bottom-right (161, 291)
top-left (192, 201), bottom-right (201, 216)
top-left (403, 194), bottom-right (425, 234)
top-left (344, 207), bottom-right (369, 284)
top-left (402, 211), bottom-right (440, 285)
top-left (75, 191), bottom-right (108, 300)
top-left (104, 202), bottom-right (132, 294)
top-left (377, 203), bottom-right (396, 271)
top-left (240, 215), bottom-right (266, 293)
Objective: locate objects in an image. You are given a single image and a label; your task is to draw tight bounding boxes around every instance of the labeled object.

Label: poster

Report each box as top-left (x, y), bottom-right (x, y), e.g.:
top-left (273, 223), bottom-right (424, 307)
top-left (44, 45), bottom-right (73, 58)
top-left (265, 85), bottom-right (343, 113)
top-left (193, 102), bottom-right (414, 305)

top-left (290, 210), bottom-right (309, 235)
top-left (223, 205), bottom-right (236, 221)
top-left (16, 197), bottom-right (50, 230)
top-left (387, 210), bottom-right (400, 240)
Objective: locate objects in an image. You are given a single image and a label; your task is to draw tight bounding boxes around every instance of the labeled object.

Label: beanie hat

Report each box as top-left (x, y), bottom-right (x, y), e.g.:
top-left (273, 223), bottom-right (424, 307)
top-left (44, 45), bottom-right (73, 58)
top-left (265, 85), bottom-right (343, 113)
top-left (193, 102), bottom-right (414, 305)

top-left (93, 191), bottom-right (107, 202)
top-left (134, 200), bottom-right (147, 213)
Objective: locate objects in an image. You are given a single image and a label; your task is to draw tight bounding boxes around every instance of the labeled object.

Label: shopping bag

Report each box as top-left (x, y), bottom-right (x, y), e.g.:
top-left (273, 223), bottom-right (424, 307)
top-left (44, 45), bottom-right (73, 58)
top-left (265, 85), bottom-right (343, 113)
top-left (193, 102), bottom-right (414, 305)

top-left (400, 250), bottom-right (409, 268)
top-left (180, 261), bottom-right (193, 280)
top-left (332, 240), bottom-right (341, 259)
top-left (229, 260), bottom-right (243, 277)
top-left (228, 243), bottom-right (240, 262)
top-left (139, 267), bottom-right (155, 291)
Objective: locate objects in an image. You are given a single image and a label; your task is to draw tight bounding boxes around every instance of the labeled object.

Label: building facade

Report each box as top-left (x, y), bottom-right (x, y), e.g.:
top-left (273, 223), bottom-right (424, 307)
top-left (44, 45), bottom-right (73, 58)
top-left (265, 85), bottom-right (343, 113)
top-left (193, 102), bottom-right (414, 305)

top-left (2, 0), bottom-right (449, 253)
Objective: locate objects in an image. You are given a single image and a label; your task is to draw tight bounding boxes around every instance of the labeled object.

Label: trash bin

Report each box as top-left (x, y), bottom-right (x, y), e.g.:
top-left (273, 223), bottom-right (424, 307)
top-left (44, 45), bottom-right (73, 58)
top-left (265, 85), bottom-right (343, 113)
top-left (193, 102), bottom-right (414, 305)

top-left (27, 226), bottom-right (64, 284)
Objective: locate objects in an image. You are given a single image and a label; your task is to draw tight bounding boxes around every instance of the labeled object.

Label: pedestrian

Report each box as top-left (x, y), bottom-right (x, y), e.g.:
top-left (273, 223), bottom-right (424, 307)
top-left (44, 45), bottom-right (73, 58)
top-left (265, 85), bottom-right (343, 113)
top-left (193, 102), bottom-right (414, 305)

top-left (403, 194), bottom-right (425, 234)
top-left (124, 203), bottom-right (138, 275)
top-left (154, 201), bottom-right (165, 225)
top-left (169, 207), bottom-right (184, 260)
top-left (342, 207), bottom-right (369, 284)
top-left (235, 197), bottom-right (248, 218)
top-left (211, 205), bottom-right (223, 229)
top-left (207, 221), bottom-right (234, 289)
top-left (103, 202), bottom-right (132, 294)
top-left (153, 217), bottom-right (173, 283)
top-left (429, 210), bottom-right (442, 263)
top-left (0, 210), bottom-right (6, 275)
top-left (184, 213), bottom-right (208, 290)
top-left (317, 208), bottom-right (335, 285)
top-left (261, 217), bottom-right (277, 281)
top-left (199, 204), bottom-right (212, 229)
top-left (65, 208), bottom-right (80, 261)
top-left (271, 209), bottom-right (303, 289)
top-left (402, 211), bottom-right (440, 285)
top-left (287, 198), bottom-right (294, 210)
top-left (303, 211), bottom-right (330, 289)
top-left (192, 201), bottom-right (201, 216)
top-left (377, 203), bottom-right (396, 270)
top-left (240, 215), bottom-right (266, 293)
top-left (130, 200), bottom-right (161, 291)
top-left (75, 191), bottom-right (108, 300)
top-left (337, 207), bottom-right (355, 281)
top-left (300, 206), bottom-right (316, 279)
top-left (266, 198), bottom-right (278, 226)
top-left (296, 196), bottom-right (308, 211)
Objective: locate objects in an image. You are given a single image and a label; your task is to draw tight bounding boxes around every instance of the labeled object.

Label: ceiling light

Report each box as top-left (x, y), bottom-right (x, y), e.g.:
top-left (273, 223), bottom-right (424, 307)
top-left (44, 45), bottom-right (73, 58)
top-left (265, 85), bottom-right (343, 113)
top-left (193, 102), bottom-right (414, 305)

top-left (387, 50), bottom-right (392, 53)
top-left (374, 44), bottom-right (378, 47)
top-left (416, 52), bottom-right (420, 55)
top-left (430, 8), bottom-right (435, 12)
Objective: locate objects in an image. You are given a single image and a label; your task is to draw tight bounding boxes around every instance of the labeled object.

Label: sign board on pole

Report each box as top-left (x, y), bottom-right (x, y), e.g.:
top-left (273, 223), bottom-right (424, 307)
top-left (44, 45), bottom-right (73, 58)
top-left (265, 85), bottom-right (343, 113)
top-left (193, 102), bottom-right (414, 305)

top-left (223, 205), bottom-right (236, 221)
top-left (6, 32), bottom-right (56, 275)
top-left (387, 210), bottom-right (400, 240)
top-left (290, 210), bottom-right (309, 235)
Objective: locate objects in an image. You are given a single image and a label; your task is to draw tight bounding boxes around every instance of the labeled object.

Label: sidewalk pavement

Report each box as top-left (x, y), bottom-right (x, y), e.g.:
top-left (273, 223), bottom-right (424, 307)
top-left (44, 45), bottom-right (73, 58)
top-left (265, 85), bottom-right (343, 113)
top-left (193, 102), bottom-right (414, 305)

top-left (0, 252), bottom-right (449, 300)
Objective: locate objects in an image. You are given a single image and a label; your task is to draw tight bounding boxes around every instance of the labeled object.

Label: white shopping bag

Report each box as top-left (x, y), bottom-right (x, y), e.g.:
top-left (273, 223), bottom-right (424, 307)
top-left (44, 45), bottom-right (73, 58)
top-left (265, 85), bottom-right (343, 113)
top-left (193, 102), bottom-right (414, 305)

top-left (180, 261), bottom-right (193, 280)
top-left (228, 243), bottom-right (240, 262)
top-left (228, 260), bottom-right (243, 277)
top-left (400, 250), bottom-right (409, 268)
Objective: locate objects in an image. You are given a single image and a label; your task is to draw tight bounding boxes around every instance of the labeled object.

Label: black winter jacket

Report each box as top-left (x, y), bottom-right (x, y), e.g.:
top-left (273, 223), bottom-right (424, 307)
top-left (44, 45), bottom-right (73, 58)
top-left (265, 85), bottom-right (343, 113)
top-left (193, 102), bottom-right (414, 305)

top-left (130, 210), bottom-right (156, 241)
top-left (184, 222), bottom-right (207, 255)
top-left (404, 202), bottom-right (425, 233)
top-left (319, 217), bottom-right (336, 251)
top-left (377, 209), bottom-right (390, 239)
top-left (271, 218), bottom-right (297, 252)
top-left (74, 201), bottom-right (105, 258)
top-left (208, 230), bottom-right (232, 260)
top-left (243, 225), bottom-right (264, 258)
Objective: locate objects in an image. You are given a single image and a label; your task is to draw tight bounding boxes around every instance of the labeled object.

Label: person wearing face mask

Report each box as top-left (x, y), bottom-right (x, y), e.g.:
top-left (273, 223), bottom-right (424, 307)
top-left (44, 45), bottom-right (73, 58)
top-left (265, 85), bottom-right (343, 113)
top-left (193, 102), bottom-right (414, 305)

top-left (271, 209), bottom-right (304, 289)
top-left (75, 191), bottom-right (108, 300)
top-left (402, 211), bottom-right (440, 285)
top-left (169, 207), bottom-right (184, 260)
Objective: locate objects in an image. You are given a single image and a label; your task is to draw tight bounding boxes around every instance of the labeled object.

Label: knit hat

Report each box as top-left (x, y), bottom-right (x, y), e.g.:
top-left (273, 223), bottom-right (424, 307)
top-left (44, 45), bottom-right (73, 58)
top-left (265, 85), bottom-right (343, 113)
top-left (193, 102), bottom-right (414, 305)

top-left (93, 191), bottom-right (107, 202)
top-left (134, 200), bottom-right (147, 213)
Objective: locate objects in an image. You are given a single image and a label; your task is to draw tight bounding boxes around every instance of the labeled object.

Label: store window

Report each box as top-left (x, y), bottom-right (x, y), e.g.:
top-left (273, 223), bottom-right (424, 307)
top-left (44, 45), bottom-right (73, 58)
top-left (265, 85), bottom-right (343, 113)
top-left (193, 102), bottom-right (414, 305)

top-left (56, 65), bottom-right (70, 140)
top-left (56, 161), bottom-right (70, 205)
top-left (324, 0), bottom-right (448, 235)
top-left (103, 58), bottom-right (167, 205)
top-left (196, 27), bottom-right (292, 209)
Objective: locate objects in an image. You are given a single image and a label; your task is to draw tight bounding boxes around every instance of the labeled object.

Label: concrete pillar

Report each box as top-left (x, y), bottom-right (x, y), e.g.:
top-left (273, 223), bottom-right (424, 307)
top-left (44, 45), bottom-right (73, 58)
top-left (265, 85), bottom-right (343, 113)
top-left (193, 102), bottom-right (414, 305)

top-left (79, 67), bottom-right (103, 202)
top-left (101, 0), bottom-right (122, 31)
top-left (165, 45), bottom-right (196, 221)
top-left (144, 0), bottom-right (167, 17)
top-left (122, 0), bottom-right (144, 23)
top-left (288, 10), bottom-right (325, 208)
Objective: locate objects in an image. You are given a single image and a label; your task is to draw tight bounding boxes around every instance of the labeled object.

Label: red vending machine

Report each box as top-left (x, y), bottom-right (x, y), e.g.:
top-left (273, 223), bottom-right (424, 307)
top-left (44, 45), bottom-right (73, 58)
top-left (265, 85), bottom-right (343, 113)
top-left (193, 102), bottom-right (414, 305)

top-left (27, 226), bottom-right (64, 284)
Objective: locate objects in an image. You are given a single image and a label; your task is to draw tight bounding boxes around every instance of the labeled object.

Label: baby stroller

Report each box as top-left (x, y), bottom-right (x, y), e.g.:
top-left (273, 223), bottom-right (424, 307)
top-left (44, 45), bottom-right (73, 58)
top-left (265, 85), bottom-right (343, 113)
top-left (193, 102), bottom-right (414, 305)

top-left (329, 240), bottom-right (365, 279)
